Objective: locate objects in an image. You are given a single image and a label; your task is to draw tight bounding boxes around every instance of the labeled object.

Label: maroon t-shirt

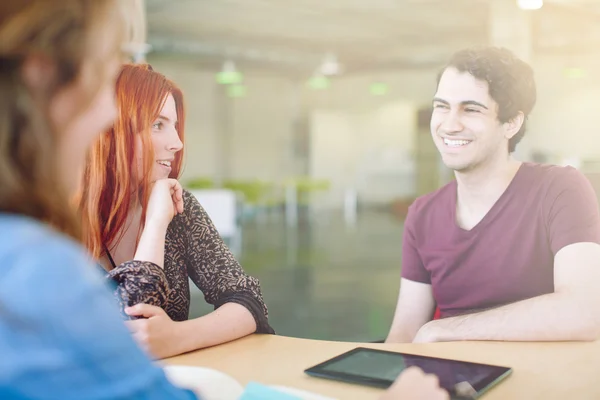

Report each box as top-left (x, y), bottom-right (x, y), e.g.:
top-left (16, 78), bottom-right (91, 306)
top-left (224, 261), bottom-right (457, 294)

top-left (402, 162), bottom-right (600, 318)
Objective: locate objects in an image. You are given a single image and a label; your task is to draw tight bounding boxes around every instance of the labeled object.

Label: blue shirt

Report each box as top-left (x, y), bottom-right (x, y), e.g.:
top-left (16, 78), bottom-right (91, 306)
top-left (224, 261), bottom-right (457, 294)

top-left (0, 214), bottom-right (198, 400)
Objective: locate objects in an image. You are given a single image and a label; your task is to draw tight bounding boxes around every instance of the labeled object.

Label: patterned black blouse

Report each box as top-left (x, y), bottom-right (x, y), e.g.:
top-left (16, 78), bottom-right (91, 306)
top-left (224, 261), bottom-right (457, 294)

top-left (105, 190), bottom-right (274, 334)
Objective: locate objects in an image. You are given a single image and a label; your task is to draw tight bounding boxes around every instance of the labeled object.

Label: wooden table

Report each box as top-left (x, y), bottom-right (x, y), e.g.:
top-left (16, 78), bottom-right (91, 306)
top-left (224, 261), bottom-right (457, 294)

top-left (163, 334), bottom-right (600, 399)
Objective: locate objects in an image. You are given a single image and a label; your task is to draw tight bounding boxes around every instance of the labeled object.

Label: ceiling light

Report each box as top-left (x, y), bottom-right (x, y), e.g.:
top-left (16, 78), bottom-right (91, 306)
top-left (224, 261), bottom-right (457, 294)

top-left (227, 84), bottom-right (247, 98)
top-left (216, 61), bottom-right (243, 85)
top-left (307, 75), bottom-right (330, 90)
top-left (370, 83), bottom-right (389, 96)
top-left (564, 68), bottom-right (587, 79)
top-left (319, 53), bottom-right (342, 76)
top-left (517, 0), bottom-right (543, 10)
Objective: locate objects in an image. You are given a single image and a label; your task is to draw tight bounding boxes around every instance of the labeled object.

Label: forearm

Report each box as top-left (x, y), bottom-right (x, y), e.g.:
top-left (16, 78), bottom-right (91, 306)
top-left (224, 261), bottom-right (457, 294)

top-left (386, 331), bottom-right (416, 344)
top-left (424, 292), bottom-right (600, 342)
top-left (386, 279), bottom-right (436, 343)
top-left (134, 221), bottom-right (168, 268)
top-left (176, 303), bottom-right (257, 353)
top-left (386, 320), bottom-right (421, 343)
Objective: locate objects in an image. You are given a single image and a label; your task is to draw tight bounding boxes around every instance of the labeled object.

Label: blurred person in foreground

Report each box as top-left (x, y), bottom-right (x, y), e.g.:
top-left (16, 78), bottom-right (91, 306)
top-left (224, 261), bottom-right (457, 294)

top-left (0, 1), bottom-right (447, 399)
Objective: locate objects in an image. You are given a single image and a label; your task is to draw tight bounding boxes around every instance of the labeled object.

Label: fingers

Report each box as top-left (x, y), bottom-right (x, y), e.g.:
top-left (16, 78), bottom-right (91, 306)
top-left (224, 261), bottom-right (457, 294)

top-left (124, 319), bottom-right (149, 348)
top-left (401, 366), bottom-right (429, 378)
top-left (125, 303), bottom-right (164, 318)
top-left (413, 370), bottom-right (449, 400)
top-left (437, 385), bottom-right (451, 400)
top-left (404, 367), bottom-right (441, 388)
top-left (166, 179), bottom-right (184, 215)
top-left (422, 372), bottom-right (442, 391)
top-left (391, 366), bottom-right (427, 386)
top-left (173, 185), bottom-right (184, 214)
top-left (389, 367), bottom-right (449, 400)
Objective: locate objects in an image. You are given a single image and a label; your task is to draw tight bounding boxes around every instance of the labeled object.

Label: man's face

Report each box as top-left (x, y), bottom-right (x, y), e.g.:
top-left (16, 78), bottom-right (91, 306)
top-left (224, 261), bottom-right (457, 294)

top-left (430, 67), bottom-right (513, 173)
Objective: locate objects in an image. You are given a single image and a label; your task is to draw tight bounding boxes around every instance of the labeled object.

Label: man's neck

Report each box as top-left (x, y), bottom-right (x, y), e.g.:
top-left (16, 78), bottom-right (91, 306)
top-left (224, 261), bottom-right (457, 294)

top-left (455, 156), bottom-right (522, 208)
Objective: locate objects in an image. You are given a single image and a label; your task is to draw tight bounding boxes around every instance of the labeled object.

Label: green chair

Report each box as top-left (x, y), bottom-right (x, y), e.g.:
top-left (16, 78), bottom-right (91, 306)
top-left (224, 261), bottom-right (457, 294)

top-left (185, 177), bottom-right (215, 190)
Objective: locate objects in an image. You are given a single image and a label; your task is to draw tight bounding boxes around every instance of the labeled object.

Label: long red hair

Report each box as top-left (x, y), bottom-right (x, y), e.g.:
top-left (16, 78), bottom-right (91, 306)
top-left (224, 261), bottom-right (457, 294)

top-left (79, 64), bottom-right (185, 259)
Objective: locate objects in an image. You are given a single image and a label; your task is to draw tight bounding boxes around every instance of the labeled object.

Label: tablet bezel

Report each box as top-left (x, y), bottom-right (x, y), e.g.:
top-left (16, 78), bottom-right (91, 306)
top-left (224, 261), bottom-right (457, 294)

top-left (304, 347), bottom-right (512, 397)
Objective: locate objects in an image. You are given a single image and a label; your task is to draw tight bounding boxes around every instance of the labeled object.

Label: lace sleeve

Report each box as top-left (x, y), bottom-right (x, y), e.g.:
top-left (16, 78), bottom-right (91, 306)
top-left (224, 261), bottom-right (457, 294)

top-left (181, 190), bottom-right (274, 334)
top-left (105, 261), bottom-right (170, 319)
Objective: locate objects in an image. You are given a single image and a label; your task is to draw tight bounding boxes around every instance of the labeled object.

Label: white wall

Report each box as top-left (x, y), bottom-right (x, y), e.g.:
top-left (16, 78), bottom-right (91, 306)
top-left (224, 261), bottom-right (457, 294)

top-left (146, 58), bottom-right (219, 182)
top-left (305, 69), bottom-right (435, 206)
top-left (306, 69), bottom-right (437, 110)
top-left (310, 102), bottom-right (417, 207)
top-left (148, 55), bottom-right (302, 184)
top-left (228, 75), bottom-right (299, 181)
top-left (528, 54), bottom-right (600, 163)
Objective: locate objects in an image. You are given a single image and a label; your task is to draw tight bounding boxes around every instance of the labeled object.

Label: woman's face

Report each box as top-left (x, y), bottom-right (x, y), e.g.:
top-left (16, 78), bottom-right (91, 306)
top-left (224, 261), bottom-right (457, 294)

top-left (136, 93), bottom-right (184, 183)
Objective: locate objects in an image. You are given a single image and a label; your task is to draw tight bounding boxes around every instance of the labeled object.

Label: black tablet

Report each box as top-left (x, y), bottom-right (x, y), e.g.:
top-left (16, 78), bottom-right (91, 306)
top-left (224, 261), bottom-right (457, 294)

top-left (304, 347), bottom-right (512, 399)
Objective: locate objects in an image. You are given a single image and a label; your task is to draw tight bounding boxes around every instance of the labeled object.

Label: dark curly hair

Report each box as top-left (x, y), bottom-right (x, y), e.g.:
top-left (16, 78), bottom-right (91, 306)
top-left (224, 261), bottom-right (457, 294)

top-left (436, 47), bottom-right (537, 153)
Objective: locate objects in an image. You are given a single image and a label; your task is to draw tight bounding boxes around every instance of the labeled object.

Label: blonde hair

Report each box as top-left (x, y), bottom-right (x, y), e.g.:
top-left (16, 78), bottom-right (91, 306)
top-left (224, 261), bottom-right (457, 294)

top-left (0, 0), bottom-right (126, 238)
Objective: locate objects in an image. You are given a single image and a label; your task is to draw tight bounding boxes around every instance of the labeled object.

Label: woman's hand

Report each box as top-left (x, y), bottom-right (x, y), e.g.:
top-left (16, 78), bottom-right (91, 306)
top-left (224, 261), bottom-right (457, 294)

top-left (133, 179), bottom-right (183, 268)
top-left (380, 367), bottom-right (449, 400)
top-left (145, 178), bottom-right (184, 229)
top-left (124, 304), bottom-right (185, 359)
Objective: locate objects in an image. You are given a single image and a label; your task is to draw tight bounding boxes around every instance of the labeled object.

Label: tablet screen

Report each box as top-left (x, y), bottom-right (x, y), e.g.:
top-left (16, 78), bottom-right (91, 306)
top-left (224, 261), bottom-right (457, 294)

top-left (305, 348), bottom-right (511, 398)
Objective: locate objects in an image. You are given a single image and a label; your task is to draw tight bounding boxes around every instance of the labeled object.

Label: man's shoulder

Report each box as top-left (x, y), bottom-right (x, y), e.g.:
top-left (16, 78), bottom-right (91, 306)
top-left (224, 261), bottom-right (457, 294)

top-left (520, 162), bottom-right (592, 194)
top-left (522, 161), bottom-right (584, 180)
top-left (410, 180), bottom-right (456, 215)
top-left (404, 180), bottom-right (456, 234)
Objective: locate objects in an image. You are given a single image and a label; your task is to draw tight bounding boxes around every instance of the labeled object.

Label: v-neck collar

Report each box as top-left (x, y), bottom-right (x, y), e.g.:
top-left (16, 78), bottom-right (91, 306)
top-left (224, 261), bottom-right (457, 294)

top-left (451, 162), bottom-right (526, 233)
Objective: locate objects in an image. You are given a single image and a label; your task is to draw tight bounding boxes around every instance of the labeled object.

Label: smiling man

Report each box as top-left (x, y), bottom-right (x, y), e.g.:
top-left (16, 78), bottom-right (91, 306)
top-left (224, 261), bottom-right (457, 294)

top-left (386, 47), bottom-right (600, 344)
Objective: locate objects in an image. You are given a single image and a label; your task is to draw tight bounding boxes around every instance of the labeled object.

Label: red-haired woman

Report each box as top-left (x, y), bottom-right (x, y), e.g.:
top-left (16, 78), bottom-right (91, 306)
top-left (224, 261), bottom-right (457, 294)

top-left (79, 64), bottom-right (273, 359)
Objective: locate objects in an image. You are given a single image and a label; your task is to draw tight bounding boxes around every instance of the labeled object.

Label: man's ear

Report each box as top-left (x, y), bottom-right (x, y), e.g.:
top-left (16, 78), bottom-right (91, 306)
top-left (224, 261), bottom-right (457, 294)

top-left (503, 111), bottom-right (525, 140)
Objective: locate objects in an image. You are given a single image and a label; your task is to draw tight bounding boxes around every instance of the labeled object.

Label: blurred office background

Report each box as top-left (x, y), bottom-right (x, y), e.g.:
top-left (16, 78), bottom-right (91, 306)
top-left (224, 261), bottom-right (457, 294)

top-left (133, 0), bottom-right (600, 341)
